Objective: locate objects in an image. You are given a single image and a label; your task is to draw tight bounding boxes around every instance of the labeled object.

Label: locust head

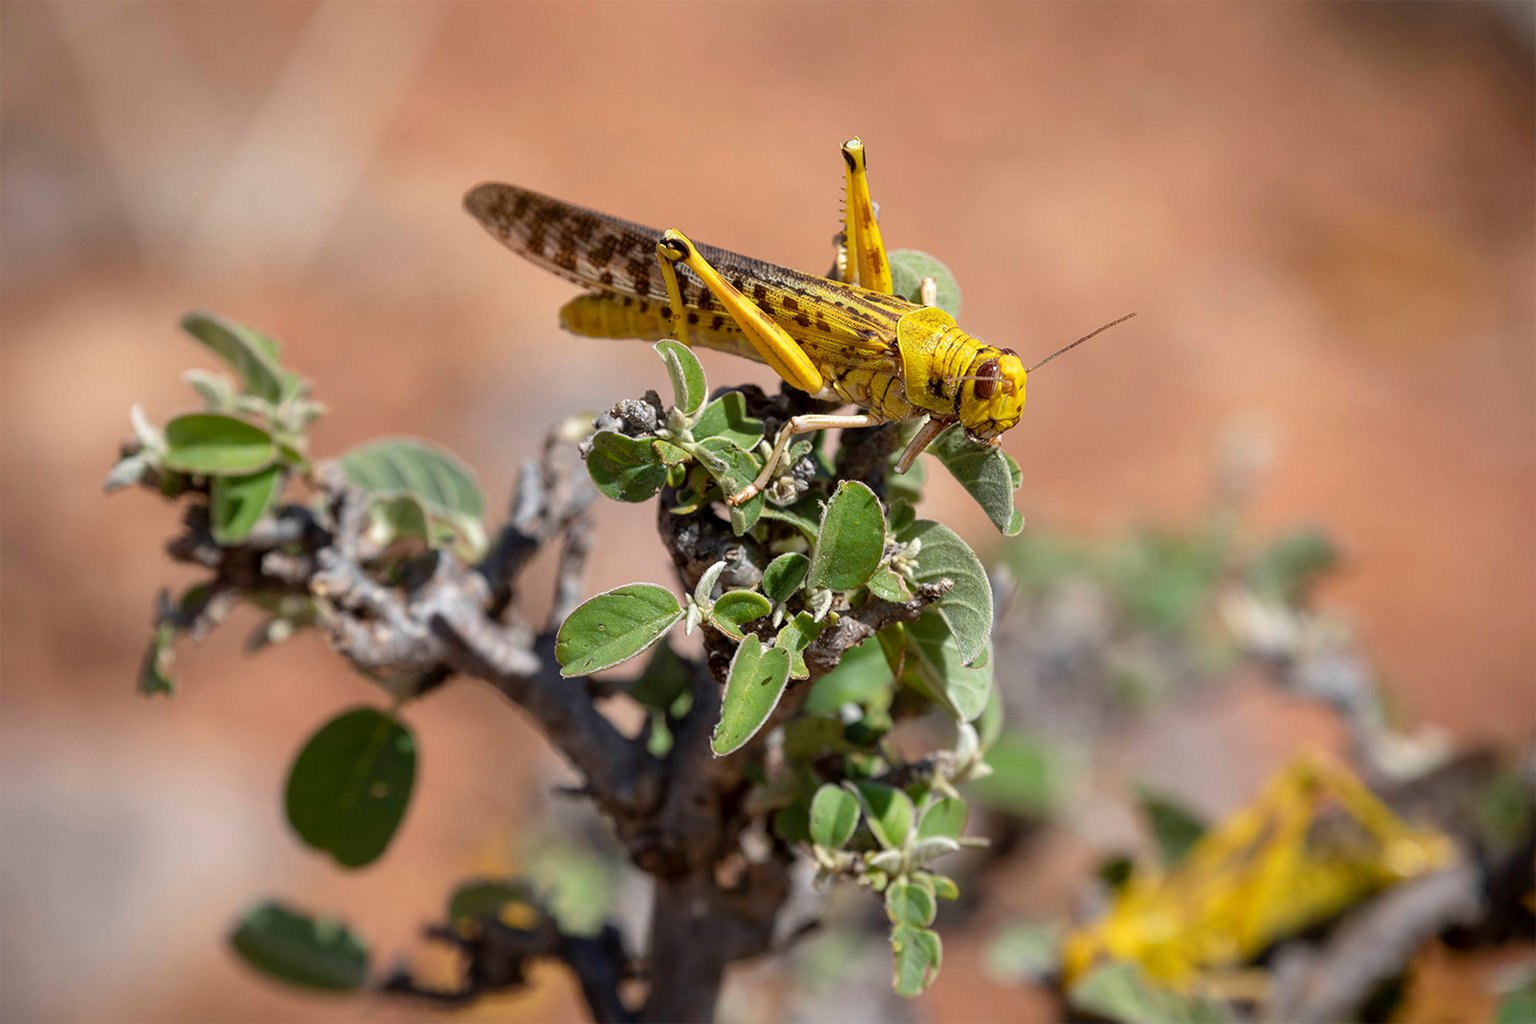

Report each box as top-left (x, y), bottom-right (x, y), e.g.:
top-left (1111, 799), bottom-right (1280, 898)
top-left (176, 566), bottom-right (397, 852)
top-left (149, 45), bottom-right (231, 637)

top-left (958, 349), bottom-right (1027, 445)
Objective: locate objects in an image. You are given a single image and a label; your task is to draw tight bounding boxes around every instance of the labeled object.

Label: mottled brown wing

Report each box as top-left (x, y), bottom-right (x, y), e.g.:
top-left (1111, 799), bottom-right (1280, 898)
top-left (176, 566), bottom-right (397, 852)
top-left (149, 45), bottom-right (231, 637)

top-left (463, 182), bottom-right (912, 353)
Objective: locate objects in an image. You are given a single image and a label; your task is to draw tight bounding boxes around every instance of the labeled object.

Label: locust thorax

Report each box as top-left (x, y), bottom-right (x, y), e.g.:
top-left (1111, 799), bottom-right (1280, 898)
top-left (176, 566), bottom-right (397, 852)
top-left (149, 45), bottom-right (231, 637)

top-left (957, 348), bottom-right (1026, 443)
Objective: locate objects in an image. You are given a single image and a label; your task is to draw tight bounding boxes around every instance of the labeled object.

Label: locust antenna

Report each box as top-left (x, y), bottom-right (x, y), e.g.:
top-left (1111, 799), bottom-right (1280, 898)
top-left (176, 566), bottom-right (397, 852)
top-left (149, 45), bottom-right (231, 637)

top-left (1027, 313), bottom-right (1137, 374)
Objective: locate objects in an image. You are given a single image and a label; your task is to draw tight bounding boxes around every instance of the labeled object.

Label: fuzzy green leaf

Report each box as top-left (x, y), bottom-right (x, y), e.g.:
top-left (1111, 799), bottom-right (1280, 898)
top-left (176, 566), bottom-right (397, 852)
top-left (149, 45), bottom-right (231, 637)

top-left (585, 430), bottom-right (669, 502)
top-left (918, 796), bottom-right (969, 841)
top-left (889, 250), bottom-right (963, 318)
top-left (229, 901), bottom-right (369, 992)
top-left (886, 881), bottom-right (937, 928)
top-left (138, 622), bottom-right (176, 697)
top-left (807, 481), bottom-right (886, 591)
top-left (655, 340), bottom-right (708, 417)
top-left (899, 519), bottom-right (993, 665)
top-left (209, 466), bottom-right (283, 545)
top-left (890, 924), bottom-right (943, 998)
top-left (556, 584), bottom-right (683, 677)
top-left (1137, 786), bottom-right (1208, 866)
top-left (692, 391), bottom-right (765, 449)
top-left (711, 590), bottom-right (772, 641)
top-left (711, 634), bottom-right (791, 756)
top-left (180, 311), bottom-right (286, 403)
top-left (866, 566), bottom-right (912, 603)
top-left (854, 781), bottom-right (914, 849)
top-left (285, 707), bottom-right (416, 869)
top-left (774, 612), bottom-right (823, 679)
top-left (339, 436), bottom-right (486, 555)
top-left (899, 613), bottom-right (993, 722)
top-left (447, 879), bottom-right (537, 926)
top-left (1069, 962), bottom-right (1231, 1023)
top-left (693, 437), bottom-right (764, 534)
top-left (162, 413), bottom-right (277, 476)
top-left (809, 783), bottom-right (860, 849)
top-left (929, 424), bottom-right (1024, 536)
top-left (628, 640), bottom-right (691, 709)
top-left (761, 552), bottom-right (810, 604)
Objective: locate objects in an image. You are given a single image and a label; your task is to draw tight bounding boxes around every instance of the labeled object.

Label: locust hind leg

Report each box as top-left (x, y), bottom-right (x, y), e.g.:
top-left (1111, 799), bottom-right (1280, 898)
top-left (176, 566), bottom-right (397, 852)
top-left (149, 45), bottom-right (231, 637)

top-left (654, 230), bottom-right (824, 394)
top-left (840, 137), bottom-right (894, 294)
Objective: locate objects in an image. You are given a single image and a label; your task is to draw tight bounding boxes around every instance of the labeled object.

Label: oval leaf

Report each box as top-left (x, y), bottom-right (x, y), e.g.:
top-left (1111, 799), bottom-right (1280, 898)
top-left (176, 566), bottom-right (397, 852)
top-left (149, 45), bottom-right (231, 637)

top-left (694, 437), bottom-right (764, 534)
top-left (890, 924), bottom-right (943, 998)
top-left (210, 466), bottom-right (283, 544)
top-left (899, 519), bottom-right (993, 665)
top-left (761, 552), bottom-right (810, 604)
top-left (889, 249), bottom-right (963, 318)
top-left (555, 583), bottom-right (683, 677)
top-left (338, 436), bottom-right (484, 520)
top-left (711, 590), bottom-right (771, 641)
top-left (886, 881), bottom-right (937, 927)
top-left (584, 430), bottom-right (669, 502)
top-left (229, 900), bottom-right (369, 992)
top-left (692, 391), bottom-right (764, 449)
top-left (900, 613), bottom-right (993, 722)
top-left (163, 413), bottom-right (276, 476)
top-left (918, 795), bottom-right (969, 841)
top-left (854, 781), bottom-right (915, 850)
top-left (655, 340), bottom-right (708, 417)
top-left (285, 708), bottom-right (416, 868)
top-left (929, 424), bottom-right (1024, 536)
top-left (711, 634), bottom-right (791, 756)
top-left (181, 311), bottom-right (285, 402)
top-left (808, 481), bottom-right (886, 591)
top-left (810, 783), bottom-right (860, 849)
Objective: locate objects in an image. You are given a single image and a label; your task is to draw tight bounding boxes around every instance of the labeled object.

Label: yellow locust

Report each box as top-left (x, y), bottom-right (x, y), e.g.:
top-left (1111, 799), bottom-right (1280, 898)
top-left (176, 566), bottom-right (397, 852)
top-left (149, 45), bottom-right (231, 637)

top-left (465, 137), bottom-right (1129, 506)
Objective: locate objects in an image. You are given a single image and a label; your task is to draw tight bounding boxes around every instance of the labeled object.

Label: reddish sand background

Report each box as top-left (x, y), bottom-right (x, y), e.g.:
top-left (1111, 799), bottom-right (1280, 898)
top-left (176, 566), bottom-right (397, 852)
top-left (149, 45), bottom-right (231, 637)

top-left (2, 4), bottom-right (1531, 1021)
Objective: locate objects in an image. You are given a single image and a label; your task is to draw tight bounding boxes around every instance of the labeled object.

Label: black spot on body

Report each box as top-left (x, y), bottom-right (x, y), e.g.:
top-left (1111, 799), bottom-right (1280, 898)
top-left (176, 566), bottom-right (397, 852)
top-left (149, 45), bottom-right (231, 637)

top-left (794, 314), bottom-right (812, 328)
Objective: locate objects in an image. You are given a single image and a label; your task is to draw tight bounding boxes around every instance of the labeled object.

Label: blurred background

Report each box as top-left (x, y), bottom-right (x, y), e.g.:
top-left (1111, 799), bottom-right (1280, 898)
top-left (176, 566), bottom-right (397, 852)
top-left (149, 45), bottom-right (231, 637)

top-left (1, 3), bottom-right (1531, 1021)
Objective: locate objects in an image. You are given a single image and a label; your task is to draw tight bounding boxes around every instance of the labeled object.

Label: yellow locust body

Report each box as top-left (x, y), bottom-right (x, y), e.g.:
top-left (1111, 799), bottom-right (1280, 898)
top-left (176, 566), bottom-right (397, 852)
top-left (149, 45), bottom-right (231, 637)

top-left (463, 176), bottom-right (1028, 448)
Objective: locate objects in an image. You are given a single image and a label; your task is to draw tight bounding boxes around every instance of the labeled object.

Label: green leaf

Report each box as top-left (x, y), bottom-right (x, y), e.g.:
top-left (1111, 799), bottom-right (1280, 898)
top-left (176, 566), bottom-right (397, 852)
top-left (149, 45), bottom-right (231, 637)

top-left (1137, 786), bottom-right (1208, 866)
top-left (886, 881), bottom-right (937, 928)
top-left (866, 566), bottom-right (912, 603)
top-left (890, 924), bottom-right (943, 998)
top-left (1069, 962), bottom-right (1231, 1024)
top-left (804, 639), bottom-right (894, 717)
top-left (138, 622), bottom-right (176, 697)
top-left (898, 613), bottom-right (993, 722)
top-left (774, 612), bottom-right (823, 680)
top-left (761, 552), bottom-right (810, 604)
top-left (899, 519), bottom-right (993, 665)
top-left (929, 424), bottom-right (1024, 536)
top-left (1249, 526), bottom-right (1339, 603)
top-left (229, 900), bottom-right (369, 992)
top-left (918, 796), bottom-right (969, 841)
top-left (209, 466), bottom-right (283, 545)
top-left (692, 391), bottom-right (764, 449)
top-left (711, 634), bottom-right (791, 756)
top-left (694, 437), bottom-right (764, 534)
top-left (338, 437), bottom-right (486, 554)
top-left (759, 494), bottom-right (822, 540)
top-left (447, 878), bottom-right (537, 926)
top-left (711, 590), bottom-right (771, 640)
top-left (889, 249), bottom-right (963, 318)
top-left (180, 311), bottom-right (286, 403)
top-left (655, 339), bottom-right (708, 417)
top-left (854, 782), bottom-right (914, 850)
top-left (285, 708), bottom-right (416, 869)
top-left (1497, 979), bottom-right (1536, 1024)
top-left (967, 731), bottom-right (1069, 819)
top-left (629, 640), bottom-right (691, 709)
top-left (584, 430), bottom-right (669, 502)
top-left (807, 481), bottom-right (886, 591)
top-left (162, 413), bottom-right (277, 476)
top-left (556, 583), bottom-right (683, 677)
top-left (809, 783), bottom-right (860, 849)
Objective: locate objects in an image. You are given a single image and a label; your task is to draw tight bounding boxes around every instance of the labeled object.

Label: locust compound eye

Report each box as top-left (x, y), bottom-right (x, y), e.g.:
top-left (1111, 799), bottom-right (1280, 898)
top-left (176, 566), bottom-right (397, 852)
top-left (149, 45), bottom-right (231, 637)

top-left (973, 358), bottom-right (1001, 400)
